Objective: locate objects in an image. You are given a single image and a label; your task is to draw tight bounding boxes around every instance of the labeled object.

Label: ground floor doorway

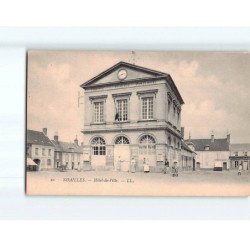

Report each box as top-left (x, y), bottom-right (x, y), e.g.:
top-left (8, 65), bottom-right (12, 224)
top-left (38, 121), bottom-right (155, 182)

top-left (33, 159), bottom-right (40, 171)
top-left (243, 161), bottom-right (248, 170)
top-left (138, 135), bottom-right (156, 171)
top-left (114, 145), bottom-right (130, 171)
top-left (91, 137), bottom-right (106, 170)
top-left (223, 162), bottom-right (227, 170)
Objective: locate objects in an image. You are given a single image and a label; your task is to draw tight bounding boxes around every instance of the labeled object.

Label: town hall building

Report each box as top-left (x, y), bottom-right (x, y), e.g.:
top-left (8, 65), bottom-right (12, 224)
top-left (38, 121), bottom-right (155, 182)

top-left (80, 61), bottom-right (185, 172)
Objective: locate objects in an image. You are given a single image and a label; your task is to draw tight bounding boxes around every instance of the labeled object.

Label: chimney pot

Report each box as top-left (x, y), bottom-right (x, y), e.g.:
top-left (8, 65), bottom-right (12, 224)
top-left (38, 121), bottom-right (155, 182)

top-left (54, 133), bottom-right (59, 142)
top-left (74, 135), bottom-right (78, 146)
top-left (43, 128), bottom-right (47, 136)
top-left (211, 132), bottom-right (214, 142)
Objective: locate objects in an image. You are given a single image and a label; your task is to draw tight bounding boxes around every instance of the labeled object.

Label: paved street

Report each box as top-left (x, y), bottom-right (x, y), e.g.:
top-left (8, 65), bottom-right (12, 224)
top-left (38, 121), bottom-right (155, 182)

top-left (26, 169), bottom-right (250, 196)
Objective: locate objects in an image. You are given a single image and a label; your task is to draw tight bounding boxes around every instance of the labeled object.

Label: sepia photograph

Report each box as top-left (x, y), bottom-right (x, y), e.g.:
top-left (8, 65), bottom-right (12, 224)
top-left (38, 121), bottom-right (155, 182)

top-left (26, 50), bottom-right (250, 196)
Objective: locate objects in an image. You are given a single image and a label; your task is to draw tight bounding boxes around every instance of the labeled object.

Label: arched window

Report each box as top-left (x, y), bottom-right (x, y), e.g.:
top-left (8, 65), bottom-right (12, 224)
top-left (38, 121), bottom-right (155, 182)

top-left (139, 135), bottom-right (156, 155)
top-left (115, 136), bottom-right (130, 144)
top-left (91, 137), bottom-right (106, 155)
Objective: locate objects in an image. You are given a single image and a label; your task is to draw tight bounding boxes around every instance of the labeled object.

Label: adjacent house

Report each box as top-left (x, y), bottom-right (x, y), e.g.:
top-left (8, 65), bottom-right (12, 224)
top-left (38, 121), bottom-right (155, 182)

top-left (80, 61), bottom-right (185, 172)
top-left (229, 143), bottom-right (250, 170)
top-left (26, 128), bottom-right (55, 171)
top-left (51, 133), bottom-right (83, 170)
top-left (181, 140), bottom-right (196, 170)
top-left (180, 127), bottom-right (196, 170)
top-left (186, 133), bottom-right (230, 170)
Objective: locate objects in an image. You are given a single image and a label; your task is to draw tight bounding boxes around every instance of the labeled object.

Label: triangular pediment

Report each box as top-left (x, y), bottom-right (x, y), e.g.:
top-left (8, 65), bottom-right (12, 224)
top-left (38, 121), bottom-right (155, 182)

top-left (81, 61), bottom-right (166, 88)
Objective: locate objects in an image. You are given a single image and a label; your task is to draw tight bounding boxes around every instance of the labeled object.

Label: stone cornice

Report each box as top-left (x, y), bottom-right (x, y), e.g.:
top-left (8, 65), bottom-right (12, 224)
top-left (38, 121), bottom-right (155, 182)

top-left (82, 125), bottom-right (182, 139)
top-left (83, 76), bottom-right (165, 90)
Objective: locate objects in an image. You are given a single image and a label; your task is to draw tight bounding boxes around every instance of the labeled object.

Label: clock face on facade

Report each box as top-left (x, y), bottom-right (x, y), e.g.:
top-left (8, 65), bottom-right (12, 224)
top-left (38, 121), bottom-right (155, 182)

top-left (117, 69), bottom-right (127, 80)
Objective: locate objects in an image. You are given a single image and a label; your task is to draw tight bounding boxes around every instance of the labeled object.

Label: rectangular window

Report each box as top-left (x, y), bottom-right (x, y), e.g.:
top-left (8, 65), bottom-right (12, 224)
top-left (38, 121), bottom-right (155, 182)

top-left (47, 159), bottom-right (51, 166)
top-left (92, 146), bottom-right (106, 155)
top-left (116, 99), bottom-right (128, 121)
top-left (99, 146), bottom-right (106, 155)
top-left (235, 152), bottom-right (238, 156)
top-left (244, 152), bottom-right (248, 156)
top-left (94, 101), bottom-right (104, 123)
top-left (42, 148), bottom-right (45, 156)
top-left (48, 149), bottom-right (51, 156)
top-left (142, 97), bottom-right (154, 120)
top-left (93, 146), bottom-right (99, 155)
top-left (35, 148), bottom-right (39, 155)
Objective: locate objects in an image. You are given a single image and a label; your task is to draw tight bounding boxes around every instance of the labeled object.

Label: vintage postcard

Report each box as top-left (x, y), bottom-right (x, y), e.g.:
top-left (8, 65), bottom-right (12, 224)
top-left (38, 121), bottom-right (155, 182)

top-left (26, 51), bottom-right (250, 196)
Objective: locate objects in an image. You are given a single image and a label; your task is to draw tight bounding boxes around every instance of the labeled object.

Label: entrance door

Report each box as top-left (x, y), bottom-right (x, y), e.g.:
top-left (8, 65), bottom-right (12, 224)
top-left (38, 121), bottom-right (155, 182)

top-left (114, 145), bottom-right (130, 172)
top-left (243, 161), bottom-right (248, 171)
top-left (139, 135), bottom-right (156, 170)
top-left (92, 155), bottom-right (106, 170)
top-left (33, 159), bottom-right (40, 171)
top-left (91, 137), bottom-right (106, 171)
top-left (235, 161), bottom-right (239, 169)
top-left (223, 162), bottom-right (227, 170)
top-left (114, 136), bottom-right (130, 172)
top-left (196, 162), bottom-right (200, 169)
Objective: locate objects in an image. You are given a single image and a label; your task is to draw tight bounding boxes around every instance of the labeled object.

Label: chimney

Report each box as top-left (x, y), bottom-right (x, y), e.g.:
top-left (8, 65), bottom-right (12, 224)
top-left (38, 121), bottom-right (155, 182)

top-left (227, 133), bottom-right (230, 144)
top-left (188, 132), bottom-right (191, 142)
top-left (54, 132), bottom-right (59, 142)
top-left (74, 135), bottom-right (78, 146)
top-left (43, 128), bottom-right (47, 136)
top-left (211, 131), bottom-right (214, 143)
top-left (181, 127), bottom-right (185, 139)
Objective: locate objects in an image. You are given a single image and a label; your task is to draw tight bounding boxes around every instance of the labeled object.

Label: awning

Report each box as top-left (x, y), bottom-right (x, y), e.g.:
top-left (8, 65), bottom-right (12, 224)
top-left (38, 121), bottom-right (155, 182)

top-left (26, 158), bottom-right (37, 166)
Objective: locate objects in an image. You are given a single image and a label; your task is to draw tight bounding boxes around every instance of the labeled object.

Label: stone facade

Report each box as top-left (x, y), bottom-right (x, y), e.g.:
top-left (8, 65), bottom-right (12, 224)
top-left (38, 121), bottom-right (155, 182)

top-left (229, 144), bottom-right (250, 170)
top-left (187, 134), bottom-right (230, 170)
top-left (52, 135), bottom-right (83, 170)
top-left (27, 128), bottom-right (55, 171)
top-left (81, 61), bottom-right (186, 172)
top-left (181, 140), bottom-right (196, 170)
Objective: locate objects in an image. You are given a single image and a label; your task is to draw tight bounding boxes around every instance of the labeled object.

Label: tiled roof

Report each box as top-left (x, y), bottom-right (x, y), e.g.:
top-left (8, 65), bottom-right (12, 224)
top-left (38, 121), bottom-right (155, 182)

top-left (27, 130), bottom-right (54, 147)
top-left (185, 138), bottom-right (229, 151)
top-left (51, 140), bottom-right (83, 153)
top-left (230, 143), bottom-right (250, 152)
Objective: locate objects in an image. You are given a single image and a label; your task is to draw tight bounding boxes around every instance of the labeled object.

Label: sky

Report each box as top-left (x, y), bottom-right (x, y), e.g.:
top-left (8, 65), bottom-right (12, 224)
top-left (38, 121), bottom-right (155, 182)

top-left (27, 51), bottom-right (250, 143)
